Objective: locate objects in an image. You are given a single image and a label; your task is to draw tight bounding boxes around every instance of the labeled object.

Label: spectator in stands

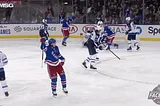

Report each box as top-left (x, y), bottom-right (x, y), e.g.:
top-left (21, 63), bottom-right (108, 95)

top-left (5, 8), bottom-right (13, 22)
top-left (1, 0), bottom-right (159, 24)
top-left (45, 5), bottom-right (54, 23)
top-left (155, 7), bottom-right (160, 23)
top-left (1, 18), bottom-right (8, 24)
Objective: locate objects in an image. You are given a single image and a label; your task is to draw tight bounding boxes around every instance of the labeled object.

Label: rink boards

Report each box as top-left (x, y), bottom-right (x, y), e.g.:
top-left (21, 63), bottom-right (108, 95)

top-left (0, 24), bottom-right (160, 41)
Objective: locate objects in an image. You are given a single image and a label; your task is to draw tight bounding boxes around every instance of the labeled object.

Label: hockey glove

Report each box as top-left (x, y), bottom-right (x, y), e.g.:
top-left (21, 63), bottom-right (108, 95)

top-left (40, 38), bottom-right (45, 43)
top-left (125, 31), bottom-right (129, 35)
top-left (60, 62), bottom-right (64, 66)
top-left (99, 46), bottom-right (103, 50)
top-left (125, 29), bottom-right (131, 35)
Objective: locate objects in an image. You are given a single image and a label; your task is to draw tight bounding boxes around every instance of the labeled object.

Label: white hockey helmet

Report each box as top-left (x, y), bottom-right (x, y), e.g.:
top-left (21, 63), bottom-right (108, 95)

top-left (126, 17), bottom-right (131, 21)
top-left (97, 21), bottom-right (103, 26)
top-left (42, 19), bottom-right (47, 24)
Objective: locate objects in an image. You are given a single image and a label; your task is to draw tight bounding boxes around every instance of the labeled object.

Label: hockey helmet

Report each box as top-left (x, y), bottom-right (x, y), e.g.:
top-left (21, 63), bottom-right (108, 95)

top-left (48, 38), bottom-right (56, 45)
top-left (62, 12), bottom-right (66, 19)
top-left (97, 21), bottom-right (103, 26)
top-left (126, 17), bottom-right (131, 21)
top-left (42, 19), bottom-right (47, 24)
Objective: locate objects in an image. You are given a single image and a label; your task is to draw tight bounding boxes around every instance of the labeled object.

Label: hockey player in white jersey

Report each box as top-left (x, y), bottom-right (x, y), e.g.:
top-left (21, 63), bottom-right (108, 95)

top-left (82, 21), bottom-right (104, 47)
top-left (0, 51), bottom-right (9, 97)
top-left (125, 17), bottom-right (140, 51)
top-left (82, 29), bottom-right (103, 70)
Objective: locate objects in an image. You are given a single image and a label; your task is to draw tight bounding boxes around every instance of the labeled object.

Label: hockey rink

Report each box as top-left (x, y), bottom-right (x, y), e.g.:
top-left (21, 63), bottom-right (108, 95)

top-left (0, 38), bottom-right (160, 106)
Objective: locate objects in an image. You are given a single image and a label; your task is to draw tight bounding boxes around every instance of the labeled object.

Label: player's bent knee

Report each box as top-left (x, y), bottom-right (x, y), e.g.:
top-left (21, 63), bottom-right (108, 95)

top-left (51, 77), bottom-right (57, 83)
top-left (0, 71), bottom-right (6, 81)
top-left (60, 74), bottom-right (66, 81)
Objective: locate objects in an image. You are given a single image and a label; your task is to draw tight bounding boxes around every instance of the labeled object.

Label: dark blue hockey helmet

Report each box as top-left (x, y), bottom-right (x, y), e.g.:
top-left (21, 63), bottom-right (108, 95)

top-left (62, 12), bottom-right (66, 19)
top-left (48, 38), bottom-right (56, 45)
top-left (104, 25), bottom-right (109, 30)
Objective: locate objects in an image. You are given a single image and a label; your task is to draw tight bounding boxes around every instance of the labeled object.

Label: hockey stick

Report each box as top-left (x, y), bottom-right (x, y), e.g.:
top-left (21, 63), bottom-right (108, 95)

top-left (41, 42), bottom-right (44, 68)
top-left (108, 49), bottom-right (121, 60)
top-left (41, 50), bottom-right (44, 68)
top-left (101, 42), bottom-right (120, 60)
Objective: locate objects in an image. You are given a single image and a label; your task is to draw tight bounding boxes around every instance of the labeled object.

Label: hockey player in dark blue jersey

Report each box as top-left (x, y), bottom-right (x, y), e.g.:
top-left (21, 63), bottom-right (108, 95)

top-left (125, 17), bottom-right (140, 51)
top-left (103, 25), bottom-right (118, 50)
top-left (41, 38), bottom-right (68, 96)
top-left (60, 14), bottom-right (75, 46)
top-left (39, 19), bottom-right (49, 49)
top-left (39, 19), bottom-right (49, 39)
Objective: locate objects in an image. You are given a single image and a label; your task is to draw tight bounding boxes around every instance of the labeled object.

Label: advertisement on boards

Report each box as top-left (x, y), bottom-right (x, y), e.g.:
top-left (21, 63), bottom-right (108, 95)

top-left (0, 24), bottom-right (160, 40)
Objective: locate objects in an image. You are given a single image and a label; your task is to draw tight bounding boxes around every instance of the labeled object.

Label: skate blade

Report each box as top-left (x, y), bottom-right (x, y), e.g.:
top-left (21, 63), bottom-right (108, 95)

top-left (53, 95), bottom-right (57, 98)
top-left (89, 68), bottom-right (97, 71)
top-left (82, 65), bottom-right (87, 69)
top-left (63, 92), bottom-right (68, 95)
top-left (95, 61), bottom-right (100, 64)
top-left (127, 50), bottom-right (132, 52)
top-left (136, 48), bottom-right (141, 51)
top-left (82, 66), bottom-right (97, 71)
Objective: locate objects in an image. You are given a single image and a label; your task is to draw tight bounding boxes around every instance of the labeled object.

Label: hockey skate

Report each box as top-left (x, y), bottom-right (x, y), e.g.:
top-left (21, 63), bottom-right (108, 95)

top-left (62, 88), bottom-right (68, 94)
top-left (136, 46), bottom-right (140, 51)
top-left (82, 61), bottom-right (87, 68)
top-left (52, 91), bottom-right (57, 97)
top-left (62, 42), bottom-right (67, 46)
top-left (113, 44), bottom-right (119, 49)
top-left (4, 92), bottom-right (9, 97)
top-left (127, 46), bottom-right (132, 51)
top-left (90, 65), bottom-right (97, 70)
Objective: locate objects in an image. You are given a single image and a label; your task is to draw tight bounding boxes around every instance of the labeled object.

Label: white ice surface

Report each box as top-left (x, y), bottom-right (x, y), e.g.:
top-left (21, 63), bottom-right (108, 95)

top-left (0, 38), bottom-right (160, 106)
